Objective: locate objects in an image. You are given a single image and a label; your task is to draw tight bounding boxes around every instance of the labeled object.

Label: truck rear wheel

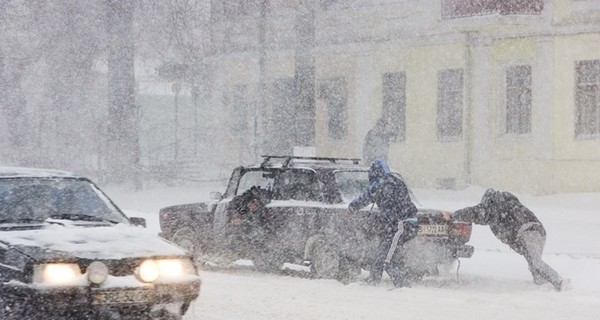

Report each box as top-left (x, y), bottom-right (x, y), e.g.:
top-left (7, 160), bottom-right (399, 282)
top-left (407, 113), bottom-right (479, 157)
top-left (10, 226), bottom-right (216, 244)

top-left (253, 254), bottom-right (283, 272)
top-left (310, 240), bottom-right (340, 279)
top-left (336, 258), bottom-right (361, 283)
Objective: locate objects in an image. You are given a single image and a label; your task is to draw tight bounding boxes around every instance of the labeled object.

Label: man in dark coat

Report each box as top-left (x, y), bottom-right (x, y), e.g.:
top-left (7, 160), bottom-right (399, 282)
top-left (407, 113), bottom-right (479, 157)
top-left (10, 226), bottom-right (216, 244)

top-left (348, 159), bottom-right (419, 288)
top-left (362, 117), bottom-right (394, 165)
top-left (449, 188), bottom-right (568, 291)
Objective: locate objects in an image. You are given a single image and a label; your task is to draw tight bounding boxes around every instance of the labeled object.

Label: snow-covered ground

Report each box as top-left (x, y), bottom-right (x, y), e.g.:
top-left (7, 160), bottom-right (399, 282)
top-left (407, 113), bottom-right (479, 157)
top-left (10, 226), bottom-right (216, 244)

top-left (107, 184), bottom-right (600, 320)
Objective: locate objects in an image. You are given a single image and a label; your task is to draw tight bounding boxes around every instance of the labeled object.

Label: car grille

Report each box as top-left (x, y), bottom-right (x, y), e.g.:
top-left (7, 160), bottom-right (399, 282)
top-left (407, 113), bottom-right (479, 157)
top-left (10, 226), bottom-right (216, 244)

top-left (80, 259), bottom-right (141, 277)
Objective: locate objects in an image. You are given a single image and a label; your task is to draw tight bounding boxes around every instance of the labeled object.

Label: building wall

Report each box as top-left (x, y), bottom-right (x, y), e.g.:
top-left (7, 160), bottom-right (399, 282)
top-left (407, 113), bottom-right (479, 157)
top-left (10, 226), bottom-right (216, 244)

top-left (550, 33), bottom-right (600, 193)
top-left (314, 52), bottom-right (358, 158)
top-left (370, 42), bottom-right (468, 188)
top-left (466, 21), bottom-right (600, 194)
top-left (202, 0), bottom-right (600, 194)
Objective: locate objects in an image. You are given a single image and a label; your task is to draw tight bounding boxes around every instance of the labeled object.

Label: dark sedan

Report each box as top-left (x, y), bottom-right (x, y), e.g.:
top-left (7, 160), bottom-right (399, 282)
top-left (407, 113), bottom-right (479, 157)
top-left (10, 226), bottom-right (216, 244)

top-left (0, 167), bottom-right (200, 320)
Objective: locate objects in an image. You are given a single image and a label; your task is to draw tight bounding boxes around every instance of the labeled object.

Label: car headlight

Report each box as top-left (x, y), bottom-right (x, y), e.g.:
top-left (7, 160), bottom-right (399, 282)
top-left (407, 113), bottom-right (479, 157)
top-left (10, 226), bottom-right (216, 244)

top-left (157, 259), bottom-right (195, 279)
top-left (87, 261), bottom-right (109, 284)
top-left (136, 258), bottom-right (195, 283)
top-left (137, 260), bottom-right (160, 282)
top-left (33, 263), bottom-right (82, 285)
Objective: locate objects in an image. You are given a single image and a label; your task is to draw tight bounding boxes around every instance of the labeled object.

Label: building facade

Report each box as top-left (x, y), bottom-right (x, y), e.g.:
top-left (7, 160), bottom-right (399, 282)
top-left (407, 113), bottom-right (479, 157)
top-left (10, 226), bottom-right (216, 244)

top-left (148, 0), bottom-right (600, 194)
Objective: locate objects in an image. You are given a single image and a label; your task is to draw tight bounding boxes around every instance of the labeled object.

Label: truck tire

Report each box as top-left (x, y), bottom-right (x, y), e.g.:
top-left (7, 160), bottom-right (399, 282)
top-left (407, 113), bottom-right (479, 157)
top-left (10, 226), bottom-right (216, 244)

top-left (336, 257), bottom-right (362, 283)
top-left (253, 253), bottom-right (283, 272)
top-left (149, 309), bottom-right (182, 320)
top-left (310, 239), bottom-right (340, 279)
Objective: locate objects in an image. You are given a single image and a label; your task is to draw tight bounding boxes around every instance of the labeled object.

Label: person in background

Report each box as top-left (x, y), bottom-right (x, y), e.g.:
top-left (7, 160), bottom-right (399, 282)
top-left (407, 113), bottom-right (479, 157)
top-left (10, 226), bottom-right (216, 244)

top-left (362, 117), bottom-right (394, 165)
top-left (445, 188), bottom-right (569, 291)
top-left (348, 159), bottom-right (419, 288)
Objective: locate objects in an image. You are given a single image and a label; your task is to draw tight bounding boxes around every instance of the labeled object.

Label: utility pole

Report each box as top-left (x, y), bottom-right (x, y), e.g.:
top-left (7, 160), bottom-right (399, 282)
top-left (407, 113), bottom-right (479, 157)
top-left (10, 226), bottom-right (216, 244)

top-left (295, 0), bottom-right (316, 147)
top-left (106, 0), bottom-right (140, 187)
top-left (256, 0), bottom-right (268, 162)
top-left (172, 82), bottom-right (181, 160)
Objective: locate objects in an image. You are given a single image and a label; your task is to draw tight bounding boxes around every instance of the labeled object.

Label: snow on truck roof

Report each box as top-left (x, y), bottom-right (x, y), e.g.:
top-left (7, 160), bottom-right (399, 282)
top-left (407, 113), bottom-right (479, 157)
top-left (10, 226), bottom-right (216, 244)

top-left (252, 155), bottom-right (369, 171)
top-left (0, 166), bottom-right (78, 178)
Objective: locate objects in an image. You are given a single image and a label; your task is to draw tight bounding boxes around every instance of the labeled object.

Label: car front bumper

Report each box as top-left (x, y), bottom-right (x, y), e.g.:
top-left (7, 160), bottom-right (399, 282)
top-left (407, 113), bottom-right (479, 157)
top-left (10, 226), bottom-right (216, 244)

top-left (1, 279), bottom-right (201, 317)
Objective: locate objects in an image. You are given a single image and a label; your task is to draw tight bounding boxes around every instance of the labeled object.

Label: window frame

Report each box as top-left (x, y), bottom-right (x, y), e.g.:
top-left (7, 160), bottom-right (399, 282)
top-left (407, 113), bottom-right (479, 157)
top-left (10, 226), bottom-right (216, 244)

top-left (211, 0), bottom-right (250, 21)
top-left (504, 64), bottom-right (532, 136)
top-left (382, 71), bottom-right (407, 142)
top-left (441, 0), bottom-right (544, 19)
top-left (575, 60), bottom-right (600, 139)
top-left (231, 84), bottom-right (249, 135)
top-left (319, 77), bottom-right (348, 141)
top-left (436, 68), bottom-right (464, 142)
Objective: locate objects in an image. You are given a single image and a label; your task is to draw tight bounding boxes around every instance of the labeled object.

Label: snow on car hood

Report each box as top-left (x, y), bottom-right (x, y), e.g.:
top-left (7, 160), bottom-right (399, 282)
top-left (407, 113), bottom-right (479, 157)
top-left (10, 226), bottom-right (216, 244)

top-left (0, 223), bottom-right (186, 261)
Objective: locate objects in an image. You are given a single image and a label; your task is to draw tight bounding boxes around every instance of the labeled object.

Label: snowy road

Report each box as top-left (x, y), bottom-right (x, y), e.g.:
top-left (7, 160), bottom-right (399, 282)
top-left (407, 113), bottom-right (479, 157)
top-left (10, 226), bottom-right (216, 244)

top-left (110, 185), bottom-right (600, 320)
top-left (176, 248), bottom-right (600, 320)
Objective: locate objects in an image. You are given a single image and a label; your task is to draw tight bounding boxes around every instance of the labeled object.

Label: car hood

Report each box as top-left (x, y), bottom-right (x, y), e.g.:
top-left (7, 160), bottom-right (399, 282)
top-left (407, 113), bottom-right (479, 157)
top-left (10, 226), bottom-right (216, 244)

top-left (0, 223), bottom-right (187, 261)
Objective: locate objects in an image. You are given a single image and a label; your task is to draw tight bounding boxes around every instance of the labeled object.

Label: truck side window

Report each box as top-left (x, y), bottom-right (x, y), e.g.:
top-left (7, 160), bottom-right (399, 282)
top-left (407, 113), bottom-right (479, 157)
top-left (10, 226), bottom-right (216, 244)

top-left (237, 170), bottom-right (274, 196)
top-left (274, 170), bottom-right (322, 202)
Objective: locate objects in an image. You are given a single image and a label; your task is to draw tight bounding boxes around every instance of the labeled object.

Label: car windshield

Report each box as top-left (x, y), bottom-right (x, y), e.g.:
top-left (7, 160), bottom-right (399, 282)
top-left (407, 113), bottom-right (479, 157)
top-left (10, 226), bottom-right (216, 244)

top-left (334, 170), bottom-right (370, 202)
top-left (0, 178), bottom-right (128, 224)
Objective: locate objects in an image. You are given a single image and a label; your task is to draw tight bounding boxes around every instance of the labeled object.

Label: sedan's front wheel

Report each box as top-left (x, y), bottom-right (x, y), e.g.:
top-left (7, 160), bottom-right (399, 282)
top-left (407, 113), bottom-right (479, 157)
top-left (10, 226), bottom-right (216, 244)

top-left (149, 309), bottom-right (182, 320)
top-left (0, 299), bottom-right (25, 320)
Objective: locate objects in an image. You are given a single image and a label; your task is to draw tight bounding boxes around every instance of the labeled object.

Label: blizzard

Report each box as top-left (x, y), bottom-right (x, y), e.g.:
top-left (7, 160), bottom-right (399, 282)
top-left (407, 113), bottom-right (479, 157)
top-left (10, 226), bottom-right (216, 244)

top-left (109, 184), bottom-right (600, 320)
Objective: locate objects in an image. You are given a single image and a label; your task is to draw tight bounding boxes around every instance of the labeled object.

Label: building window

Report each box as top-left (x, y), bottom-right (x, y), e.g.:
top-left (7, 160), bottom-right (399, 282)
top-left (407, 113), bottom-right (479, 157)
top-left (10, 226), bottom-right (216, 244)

top-left (320, 0), bottom-right (345, 10)
top-left (572, 0), bottom-right (600, 13)
top-left (437, 69), bottom-right (463, 141)
top-left (231, 84), bottom-right (249, 135)
top-left (506, 65), bottom-right (532, 135)
top-left (382, 72), bottom-right (406, 142)
top-left (575, 60), bottom-right (600, 138)
top-left (319, 77), bottom-right (348, 140)
top-left (441, 0), bottom-right (544, 19)
top-left (271, 78), bottom-right (297, 154)
top-left (211, 0), bottom-right (249, 20)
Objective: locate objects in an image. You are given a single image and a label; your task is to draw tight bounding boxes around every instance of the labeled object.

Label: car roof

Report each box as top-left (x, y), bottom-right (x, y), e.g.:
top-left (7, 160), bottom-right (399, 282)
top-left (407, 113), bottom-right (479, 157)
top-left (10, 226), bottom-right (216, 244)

top-left (0, 166), bottom-right (78, 178)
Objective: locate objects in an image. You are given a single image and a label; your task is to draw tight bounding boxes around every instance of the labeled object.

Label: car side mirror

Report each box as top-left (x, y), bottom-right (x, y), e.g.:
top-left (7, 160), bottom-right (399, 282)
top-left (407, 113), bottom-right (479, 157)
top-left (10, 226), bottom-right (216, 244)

top-left (129, 217), bottom-right (147, 228)
top-left (210, 191), bottom-right (223, 200)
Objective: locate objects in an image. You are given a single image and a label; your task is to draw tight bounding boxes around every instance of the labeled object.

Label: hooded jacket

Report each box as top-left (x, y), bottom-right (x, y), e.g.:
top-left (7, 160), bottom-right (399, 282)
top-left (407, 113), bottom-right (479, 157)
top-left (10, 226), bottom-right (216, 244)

top-left (453, 189), bottom-right (544, 247)
top-left (349, 160), bottom-right (417, 227)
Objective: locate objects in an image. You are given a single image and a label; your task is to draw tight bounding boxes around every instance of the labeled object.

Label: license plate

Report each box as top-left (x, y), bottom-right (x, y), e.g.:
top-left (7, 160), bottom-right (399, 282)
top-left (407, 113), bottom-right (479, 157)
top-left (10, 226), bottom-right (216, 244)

top-left (92, 289), bottom-right (153, 305)
top-left (418, 224), bottom-right (448, 235)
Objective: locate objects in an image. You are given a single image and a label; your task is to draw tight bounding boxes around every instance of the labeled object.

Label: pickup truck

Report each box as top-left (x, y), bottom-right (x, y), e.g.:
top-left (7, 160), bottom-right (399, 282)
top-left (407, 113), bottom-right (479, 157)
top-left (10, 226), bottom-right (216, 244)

top-left (159, 156), bottom-right (474, 282)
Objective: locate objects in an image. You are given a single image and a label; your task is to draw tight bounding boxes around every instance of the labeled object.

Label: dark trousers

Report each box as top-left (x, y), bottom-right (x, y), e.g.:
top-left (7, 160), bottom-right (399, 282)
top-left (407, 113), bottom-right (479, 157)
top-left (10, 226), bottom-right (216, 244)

top-left (369, 218), bottom-right (418, 286)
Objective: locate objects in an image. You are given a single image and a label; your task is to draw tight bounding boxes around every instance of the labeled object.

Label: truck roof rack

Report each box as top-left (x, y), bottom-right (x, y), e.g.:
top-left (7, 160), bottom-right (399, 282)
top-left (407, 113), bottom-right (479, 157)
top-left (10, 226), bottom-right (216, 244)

top-left (260, 155), bottom-right (361, 168)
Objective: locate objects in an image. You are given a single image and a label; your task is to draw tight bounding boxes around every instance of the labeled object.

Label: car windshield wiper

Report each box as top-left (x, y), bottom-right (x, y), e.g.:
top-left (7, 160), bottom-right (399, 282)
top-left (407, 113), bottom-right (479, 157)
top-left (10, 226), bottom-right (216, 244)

top-left (48, 213), bottom-right (118, 224)
top-left (0, 218), bottom-right (47, 224)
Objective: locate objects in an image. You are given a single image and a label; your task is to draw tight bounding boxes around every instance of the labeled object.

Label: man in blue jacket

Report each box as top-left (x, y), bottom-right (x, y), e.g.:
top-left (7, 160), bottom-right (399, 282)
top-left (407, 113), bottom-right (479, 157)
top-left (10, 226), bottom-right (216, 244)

top-left (348, 159), bottom-right (419, 288)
